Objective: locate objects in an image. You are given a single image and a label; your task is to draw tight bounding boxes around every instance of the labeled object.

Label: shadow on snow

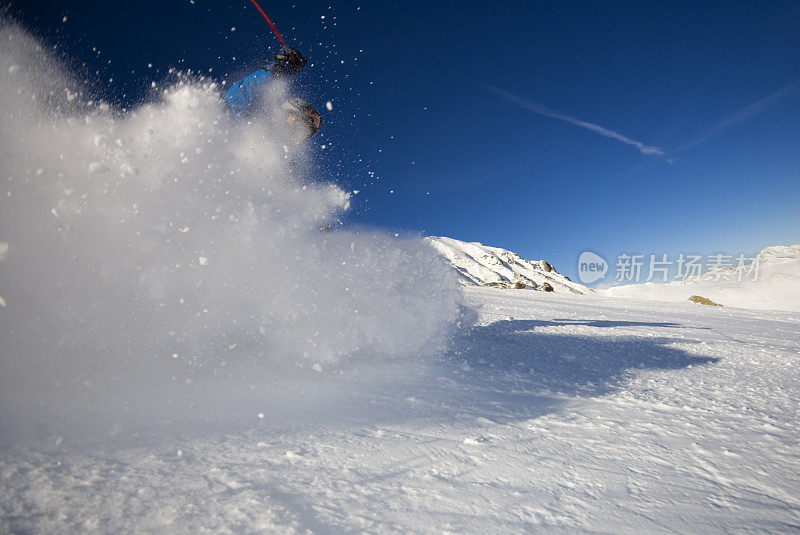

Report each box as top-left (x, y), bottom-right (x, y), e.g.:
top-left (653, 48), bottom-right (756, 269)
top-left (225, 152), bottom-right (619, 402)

top-left (431, 318), bottom-right (719, 423)
top-left (2, 318), bottom-right (721, 447)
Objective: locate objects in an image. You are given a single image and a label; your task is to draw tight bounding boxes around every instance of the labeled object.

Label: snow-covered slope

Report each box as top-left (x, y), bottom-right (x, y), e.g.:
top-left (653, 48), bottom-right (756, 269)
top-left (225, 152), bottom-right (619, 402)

top-left (602, 245), bottom-right (800, 312)
top-left (4, 288), bottom-right (799, 533)
top-left (428, 236), bottom-right (591, 294)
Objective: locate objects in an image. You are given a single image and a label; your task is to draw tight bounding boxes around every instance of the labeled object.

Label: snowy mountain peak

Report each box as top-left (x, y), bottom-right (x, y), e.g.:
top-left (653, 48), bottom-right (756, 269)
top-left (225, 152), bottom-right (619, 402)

top-left (758, 244), bottom-right (800, 264)
top-left (426, 236), bottom-right (591, 294)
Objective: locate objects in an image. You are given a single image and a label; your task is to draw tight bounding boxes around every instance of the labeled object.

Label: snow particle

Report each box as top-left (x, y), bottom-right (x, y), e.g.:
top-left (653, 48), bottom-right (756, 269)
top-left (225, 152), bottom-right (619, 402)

top-left (257, 412), bottom-right (265, 419)
top-left (325, 101), bottom-right (333, 111)
top-left (198, 256), bottom-right (209, 266)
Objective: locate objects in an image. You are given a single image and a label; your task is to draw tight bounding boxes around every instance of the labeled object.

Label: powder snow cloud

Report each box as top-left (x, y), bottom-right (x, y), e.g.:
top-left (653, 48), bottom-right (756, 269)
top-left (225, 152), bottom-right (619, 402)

top-left (0, 21), bottom-right (462, 426)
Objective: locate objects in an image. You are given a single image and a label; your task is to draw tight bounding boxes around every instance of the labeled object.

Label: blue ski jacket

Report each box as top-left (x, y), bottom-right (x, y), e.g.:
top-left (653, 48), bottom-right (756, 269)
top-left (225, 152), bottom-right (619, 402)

top-left (225, 68), bottom-right (272, 121)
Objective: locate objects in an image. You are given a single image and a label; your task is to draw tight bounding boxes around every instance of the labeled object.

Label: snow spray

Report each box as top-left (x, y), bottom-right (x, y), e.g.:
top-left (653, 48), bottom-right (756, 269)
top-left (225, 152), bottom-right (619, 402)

top-left (0, 21), bottom-right (461, 439)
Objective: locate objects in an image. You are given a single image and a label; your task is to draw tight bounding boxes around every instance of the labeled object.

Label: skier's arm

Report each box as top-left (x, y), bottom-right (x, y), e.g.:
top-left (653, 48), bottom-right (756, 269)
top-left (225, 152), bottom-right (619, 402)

top-left (225, 69), bottom-right (271, 121)
top-left (225, 47), bottom-right (307, 121)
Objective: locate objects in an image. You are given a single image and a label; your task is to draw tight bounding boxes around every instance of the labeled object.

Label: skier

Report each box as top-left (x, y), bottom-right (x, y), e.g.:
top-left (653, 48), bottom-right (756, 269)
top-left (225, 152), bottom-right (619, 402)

top-left (225, 47), bottom-right (322, 144)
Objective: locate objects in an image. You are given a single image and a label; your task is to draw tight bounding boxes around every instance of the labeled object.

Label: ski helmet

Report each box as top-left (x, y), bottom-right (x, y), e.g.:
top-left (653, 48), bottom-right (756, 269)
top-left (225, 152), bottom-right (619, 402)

top-left (281, 98), bottom-right (321, 141)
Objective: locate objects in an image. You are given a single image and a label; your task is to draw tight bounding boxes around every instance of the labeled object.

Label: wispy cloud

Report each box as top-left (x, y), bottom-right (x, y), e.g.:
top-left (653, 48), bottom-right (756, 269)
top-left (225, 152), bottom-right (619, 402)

top-left (481, 84), bottom-right (666, 158)
top-left (678, 80), bottom-right (800, 151)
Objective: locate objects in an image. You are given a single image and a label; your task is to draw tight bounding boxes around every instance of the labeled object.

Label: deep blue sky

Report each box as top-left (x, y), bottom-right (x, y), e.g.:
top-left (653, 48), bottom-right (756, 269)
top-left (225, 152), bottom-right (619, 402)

top-left (7, 0), bottom-right (800, 281)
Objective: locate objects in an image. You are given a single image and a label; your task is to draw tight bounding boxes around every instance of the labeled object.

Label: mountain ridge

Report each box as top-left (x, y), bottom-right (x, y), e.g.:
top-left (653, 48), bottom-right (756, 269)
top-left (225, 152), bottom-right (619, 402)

top-left (426, 236), bottom-right (591, 294)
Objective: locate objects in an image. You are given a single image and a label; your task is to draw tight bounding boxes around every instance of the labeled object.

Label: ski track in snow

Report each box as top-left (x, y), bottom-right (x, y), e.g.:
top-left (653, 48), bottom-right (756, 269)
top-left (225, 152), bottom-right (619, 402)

top-left (2, 287), bottom-right (799, 534)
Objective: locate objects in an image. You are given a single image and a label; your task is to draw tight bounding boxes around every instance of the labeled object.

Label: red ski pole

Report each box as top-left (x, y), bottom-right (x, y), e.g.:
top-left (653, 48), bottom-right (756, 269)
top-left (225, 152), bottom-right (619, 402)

top-left (247, 0), bottom-right (289, 48)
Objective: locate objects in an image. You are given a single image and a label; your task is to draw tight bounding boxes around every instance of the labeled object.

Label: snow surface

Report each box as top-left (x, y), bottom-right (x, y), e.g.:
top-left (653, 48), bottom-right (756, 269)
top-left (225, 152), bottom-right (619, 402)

top-left (428, 236), bottom-right (590, 294)
top-left (3, 287), bottom-right (800, 533)
top-left (602, 245), bottom-right (800, 312)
